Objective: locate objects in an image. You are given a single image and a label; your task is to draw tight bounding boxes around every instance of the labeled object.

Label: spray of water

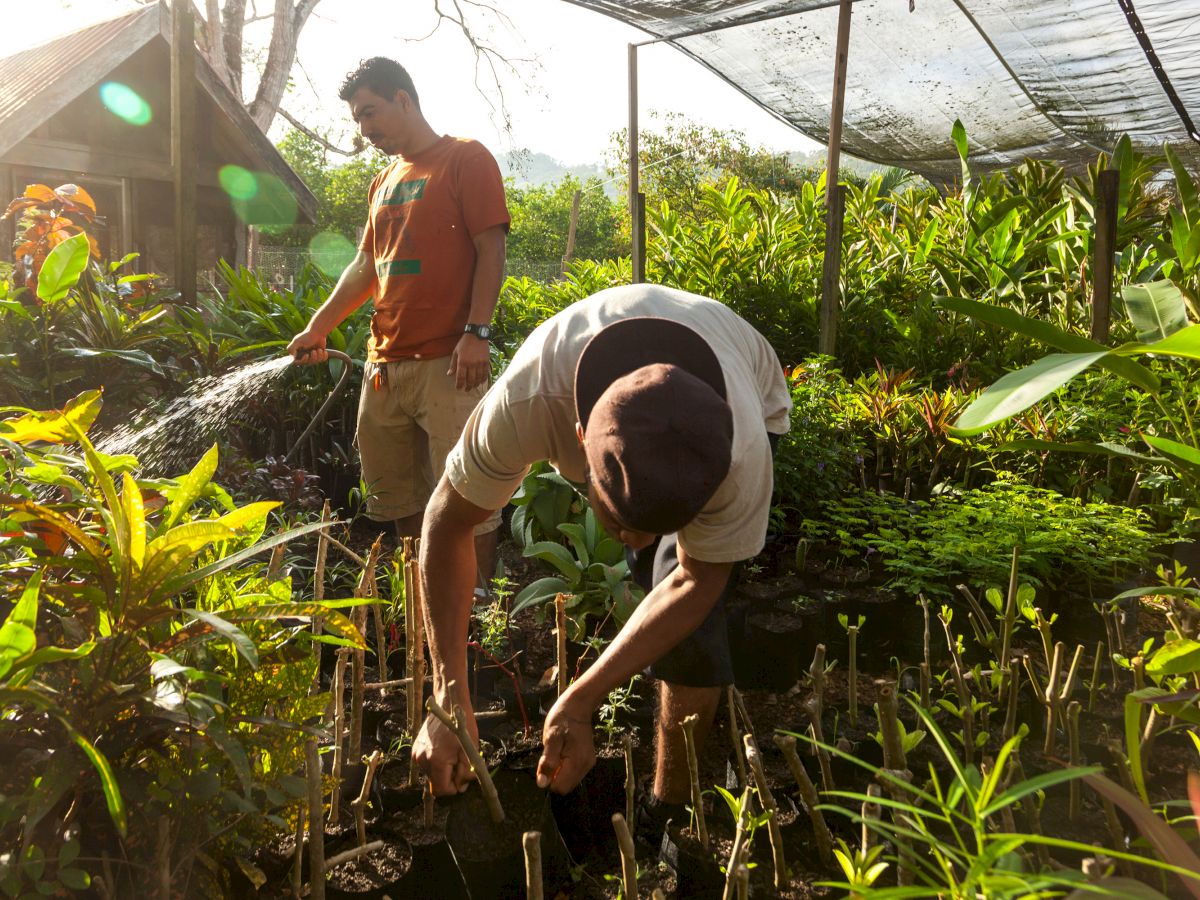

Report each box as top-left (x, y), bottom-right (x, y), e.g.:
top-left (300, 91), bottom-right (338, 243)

top-left (98, 356), bottom-right (294, 472)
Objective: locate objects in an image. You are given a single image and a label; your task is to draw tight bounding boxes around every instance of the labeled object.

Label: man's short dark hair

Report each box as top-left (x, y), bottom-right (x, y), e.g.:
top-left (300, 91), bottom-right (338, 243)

top-left (338, 57), bottom-right (420, 108)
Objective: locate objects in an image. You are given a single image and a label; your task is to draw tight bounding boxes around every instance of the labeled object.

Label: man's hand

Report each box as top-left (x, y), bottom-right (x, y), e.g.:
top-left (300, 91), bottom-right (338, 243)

top-left (413, 704), bottom-right (479, 795)
top-left (448, 333), bottom-right (490, 391)
top-left (536, 692), bottom-right (596, 794)
top-left (287, 328), bottom-right (329, 365)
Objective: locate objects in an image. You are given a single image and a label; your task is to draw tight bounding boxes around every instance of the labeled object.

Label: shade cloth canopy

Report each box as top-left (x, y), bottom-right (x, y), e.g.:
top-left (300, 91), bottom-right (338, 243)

top-left (566, 0), bottom-right (1200, 179)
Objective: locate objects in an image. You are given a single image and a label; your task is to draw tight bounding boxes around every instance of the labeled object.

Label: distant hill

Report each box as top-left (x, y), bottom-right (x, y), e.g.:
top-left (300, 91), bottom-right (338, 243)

top-left (499, 150), bottom-right (608, 187)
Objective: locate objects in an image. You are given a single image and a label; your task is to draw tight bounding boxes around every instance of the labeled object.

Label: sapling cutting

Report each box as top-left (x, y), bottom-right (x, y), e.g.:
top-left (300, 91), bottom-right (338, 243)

top-left (304, 738), bottom-right (326, 900)
top-left (939, 608), bottom-right (976, 764)
top-left (370, 556), bottom-right (389, 697)
top-left (351, 750), bottom-right (383, 847)
top-left (427, 683), bottom-right (505, 823)
top-left (718, 786), bottom-right (752, 900)
top-left (523, 831), bottom-right (543, 900)
top-left (681, 714), bottom-right (709, 849)
top-left (1001, 656), bottom-right (1021, 745)
top-left (623, 734), bottom-right (635, 825)
top-left (555, 592), bottom-right (568, 697)
top-left (350, 537), bottom-right (383, 761)
top-left (726, 685), bottom-right (748, 789)
top-left (1088, 639), bottom-right (1105, 713)
top-left (328, 649), bottom-right (349, 826)
top-left (775, 734), bottom-right (833, 866)
top-left (744, 735), bottom-right (787, 891)
top-left (1067, 701), bottom-right (1083, 822)
top-left (311, 499), bottom-right (332, 693)
top-left (805, 644), bottom-right (835, 792)
top-left (403, 537), bottom-right (428, 785)
top-left (839, 613), bottom-right (865, 725)
top-left (291, 804), bottom-right (305, 900)
top-left (734, 863), bottom-right (750, 900)
top-left (1043, 641), bottom-right (1064, 756)
top-left (612, 813), bottom-right (637, 899)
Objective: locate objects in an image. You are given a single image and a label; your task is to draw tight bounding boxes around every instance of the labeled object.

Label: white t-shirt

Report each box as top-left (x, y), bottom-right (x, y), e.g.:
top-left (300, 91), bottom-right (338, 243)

top-left (445, 284), bottom-right (793, 563)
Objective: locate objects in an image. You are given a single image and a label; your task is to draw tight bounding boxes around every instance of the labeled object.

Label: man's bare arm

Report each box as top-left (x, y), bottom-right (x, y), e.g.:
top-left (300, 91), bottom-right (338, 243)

top-left (449, 225), bottom-right (507, 390)
top-left (287, 250), bottom-right (375, 363)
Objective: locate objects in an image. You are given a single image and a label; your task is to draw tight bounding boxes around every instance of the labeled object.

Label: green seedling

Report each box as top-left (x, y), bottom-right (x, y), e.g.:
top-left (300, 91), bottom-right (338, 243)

top-left (871, 715), bottom-right (926, 757)
top-left (828, 839), bottom-right (888, 899)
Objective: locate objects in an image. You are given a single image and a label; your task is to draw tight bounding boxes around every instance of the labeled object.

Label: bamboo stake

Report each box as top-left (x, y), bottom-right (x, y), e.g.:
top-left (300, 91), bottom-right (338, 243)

top-left (612, 813), bottom-right (638, 899)
top-left (623, 734), bottom-right (635, 826)
top-left (328, 649), bottom-right (348, 827)
top-left (744, 735), bottom-right (787, 891)
top-left (721, 787), bottom-right (751, 900)
top-left (523, 831), bottom-right (543, 900)
top-left (305, 738), bottom-right (326, 900)
top-left (427, 683), bottom-right (505, 823)
top-left (775, 734), bottom-right (833, 866)
top-left (351, 750), bottom-right (383, 847)
top-left (726, 686), bottom-right (748, 789)
top-left (324, 841), bottom-right (384, 871)
top-left (681, 714), bottom-right (708, 849)
top-left (555, 592), bottom-right (568, 697)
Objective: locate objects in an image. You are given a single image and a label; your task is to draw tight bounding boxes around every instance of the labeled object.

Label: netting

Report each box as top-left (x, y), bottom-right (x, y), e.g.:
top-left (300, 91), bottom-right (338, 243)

top-left (566, 0), bottom-right (1200, 180)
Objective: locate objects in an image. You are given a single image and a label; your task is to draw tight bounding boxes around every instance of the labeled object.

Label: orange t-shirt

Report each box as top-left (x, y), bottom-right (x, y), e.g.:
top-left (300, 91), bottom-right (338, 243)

top-left (358, 136), bottom-right (509, 362)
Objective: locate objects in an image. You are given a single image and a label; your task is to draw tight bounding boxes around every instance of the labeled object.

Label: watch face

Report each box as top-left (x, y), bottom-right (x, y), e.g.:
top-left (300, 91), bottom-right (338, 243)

top-left (468, 324), bottom-right (491, 339)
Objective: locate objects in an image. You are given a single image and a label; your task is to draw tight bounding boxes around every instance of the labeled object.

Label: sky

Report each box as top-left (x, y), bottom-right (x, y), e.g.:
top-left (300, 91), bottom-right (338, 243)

top-left (8, 0), bottom-right (820, 166)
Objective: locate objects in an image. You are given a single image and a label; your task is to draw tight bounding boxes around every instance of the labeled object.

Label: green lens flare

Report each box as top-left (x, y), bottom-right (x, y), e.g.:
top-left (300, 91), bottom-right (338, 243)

top-left (227, 170), bottom-right (299, 227)
top-left (98, 82), bottom-right (152, 126)
top-left (308, 232), bottom-right (356, 277)
top-left (219, 165), bottom-right (259, 200)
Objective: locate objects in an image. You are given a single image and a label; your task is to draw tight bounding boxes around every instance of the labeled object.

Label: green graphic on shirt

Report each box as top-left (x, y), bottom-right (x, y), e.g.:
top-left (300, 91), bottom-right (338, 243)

top-left (377, 259), bottom-right (422, 277)
top-left (379, 178), bottom-right (427, 206)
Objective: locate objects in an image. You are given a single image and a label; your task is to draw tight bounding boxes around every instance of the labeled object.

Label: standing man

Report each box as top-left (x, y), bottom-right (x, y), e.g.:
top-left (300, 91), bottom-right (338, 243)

top-left (413, 284), bottom-right (792, 839)
top-left (289, 57), bottom-right (509, 573)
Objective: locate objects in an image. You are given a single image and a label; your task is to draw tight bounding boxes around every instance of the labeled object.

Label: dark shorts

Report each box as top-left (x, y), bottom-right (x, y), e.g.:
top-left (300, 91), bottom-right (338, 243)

top-left (626, 532), bottom-right (741, 688)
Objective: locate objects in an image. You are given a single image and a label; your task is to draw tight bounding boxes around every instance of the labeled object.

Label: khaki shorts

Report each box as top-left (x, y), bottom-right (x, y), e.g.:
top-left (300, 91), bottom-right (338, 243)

top-left (356, 356), bottom-right (500, 533)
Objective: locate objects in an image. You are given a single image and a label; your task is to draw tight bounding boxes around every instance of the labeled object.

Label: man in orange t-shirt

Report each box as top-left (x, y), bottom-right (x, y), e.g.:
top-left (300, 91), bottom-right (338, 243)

top-left (289, 57), bottom-right (509, 576)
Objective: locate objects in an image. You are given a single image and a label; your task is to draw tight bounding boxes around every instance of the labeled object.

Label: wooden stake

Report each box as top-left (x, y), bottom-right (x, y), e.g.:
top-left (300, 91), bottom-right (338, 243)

top-left (407, 540), bottom-right (428, 785)
top-left (427, 684), bottom-right (505, 823)
top-left (304, 738), bottom-right (326, 900)
top-left (744, 735), bottom-right (787, 890)
top-left (806, 645), bottom-right (835, 792)
top-left (311, 500), bottom-right (331, 694)
top-left (561, 189), bottom-right (582, 275)
top-left (371, 559), bottom-right (389, 698)
top-left (612, 813), bottom-right (638, 899)
top-left (351, 537), bottom-right (382, 762)
top-left (681, 714), bottom-right (708, 849)
top-left (555, 592), bottom-right (568, 697)
top-left (775, 734), bottom-right (833, 866)
top-left (523, 831), bottom-right (544, 900)
top-left (1091, 169), bottom-right (1119, 343)
top-left (848, 624), bottom-right (859, 724)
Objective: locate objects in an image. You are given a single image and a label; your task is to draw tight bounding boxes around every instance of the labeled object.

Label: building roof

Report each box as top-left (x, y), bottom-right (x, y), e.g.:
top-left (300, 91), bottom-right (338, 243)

top-left (566, 0), bottom-right (1200, 180)
top-left (0, 3), bottom-right (316, 223)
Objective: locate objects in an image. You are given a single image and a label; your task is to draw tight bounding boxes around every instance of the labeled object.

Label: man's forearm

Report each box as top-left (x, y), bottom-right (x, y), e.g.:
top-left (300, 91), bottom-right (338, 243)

top-left (466, 227), bottom-right (506, 324)
top-left (306, 253), bottom-right (375, 337)
top-left (420, 479), bottom-right (491, 701)
top-left (565, 555), bottom-right (733, 710)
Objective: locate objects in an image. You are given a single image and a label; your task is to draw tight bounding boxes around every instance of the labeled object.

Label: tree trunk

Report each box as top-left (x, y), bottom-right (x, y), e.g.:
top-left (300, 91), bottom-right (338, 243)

top-left (220, 0), bottom-right (247, 96)
top-left (249, 0), bottom-right (321, 132)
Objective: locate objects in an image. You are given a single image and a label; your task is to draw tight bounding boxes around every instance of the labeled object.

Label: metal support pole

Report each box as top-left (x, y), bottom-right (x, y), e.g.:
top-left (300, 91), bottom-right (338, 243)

top-left (171, 0), bottom-right (197, 302)
top-left (1091, 169), bottom-right (1119, 344)
top-left (819, 0), bottom-right (853, 356)
top-left (635, 192), bottom-right (646, 284)
top-left (628, 43), bottom-right (643, 284)
top-left (561, 189), bottom-right (582, 276)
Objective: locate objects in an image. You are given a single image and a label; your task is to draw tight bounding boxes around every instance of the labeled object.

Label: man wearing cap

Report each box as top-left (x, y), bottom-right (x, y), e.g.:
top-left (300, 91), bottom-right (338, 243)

top-left (413, 283), bottom-right (791, 826)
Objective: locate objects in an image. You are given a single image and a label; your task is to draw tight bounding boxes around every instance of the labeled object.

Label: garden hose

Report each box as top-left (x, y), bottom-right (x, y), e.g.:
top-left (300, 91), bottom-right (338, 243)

top-left (284, 348), bottom-right (354, 463)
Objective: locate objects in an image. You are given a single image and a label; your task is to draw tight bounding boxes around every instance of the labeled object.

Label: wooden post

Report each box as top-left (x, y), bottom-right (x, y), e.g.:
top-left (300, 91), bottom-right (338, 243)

top-left (1091, 169), bottom-right (1119, 343)
top-left (561, 189), bottom-right (582, 275)
top-left (628, 43), bottom-right (644, 284)
top-left (555, 593), bottom-right (568, 697)
top-left (635, 192), bottom-right (647, 283)
top-left (819, 0), bottom-right (854, 356)
top-left (170, 0), bottom-right (196, 303)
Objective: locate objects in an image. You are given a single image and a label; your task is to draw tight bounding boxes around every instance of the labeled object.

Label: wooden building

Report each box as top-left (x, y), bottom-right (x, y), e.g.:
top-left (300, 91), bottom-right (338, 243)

top-left (0, 2), bottom-right (316, 279)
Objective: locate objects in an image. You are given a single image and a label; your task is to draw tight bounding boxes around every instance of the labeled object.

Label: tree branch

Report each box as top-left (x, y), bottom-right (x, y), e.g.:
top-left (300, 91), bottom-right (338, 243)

top-left (277, 107), bottom-right (365, 156)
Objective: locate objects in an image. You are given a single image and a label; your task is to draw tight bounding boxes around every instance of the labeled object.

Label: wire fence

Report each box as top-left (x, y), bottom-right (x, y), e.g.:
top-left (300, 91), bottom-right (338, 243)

top-left (249, 246), bottom-right (564, 289)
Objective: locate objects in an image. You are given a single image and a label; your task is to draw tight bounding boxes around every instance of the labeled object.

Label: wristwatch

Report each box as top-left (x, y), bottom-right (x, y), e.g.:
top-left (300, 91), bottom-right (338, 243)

top-left (464, 323), bottom-right (492, 340)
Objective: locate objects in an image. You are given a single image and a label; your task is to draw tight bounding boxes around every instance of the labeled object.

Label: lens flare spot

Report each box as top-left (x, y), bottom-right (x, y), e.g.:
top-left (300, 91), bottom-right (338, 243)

top-left (99, 82), bottom-right (152, 126)
top-left (228, 171), bottom-right (299, 227)
top-left (219, 165), bottom-right (259, 200)
top-left (308, 232), bottom-right (356, 277)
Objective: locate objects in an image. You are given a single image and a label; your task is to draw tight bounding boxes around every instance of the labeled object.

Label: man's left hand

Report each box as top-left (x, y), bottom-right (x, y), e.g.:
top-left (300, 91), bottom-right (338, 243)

top-left (536, 692), bottom-right (596, 794)
top-left (448, 333), bottom-right (490, 391)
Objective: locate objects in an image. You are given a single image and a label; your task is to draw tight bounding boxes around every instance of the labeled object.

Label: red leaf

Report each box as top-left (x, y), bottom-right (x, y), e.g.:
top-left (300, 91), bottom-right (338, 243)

top-left (1189, 770), bottom-right (1200, 841)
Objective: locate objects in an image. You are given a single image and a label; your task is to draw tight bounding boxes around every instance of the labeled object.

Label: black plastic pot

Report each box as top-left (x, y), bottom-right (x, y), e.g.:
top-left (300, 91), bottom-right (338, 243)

top-left (323, 833), bottom-right (412, 900)
top-left (736, 608), bottom-right (818, 692)
top-left (660, 824), bottom-right (724, 897)
top-left (445, 769), bottom-right (572, 900)
top-left (549, 753), bottom-right (626, 861)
